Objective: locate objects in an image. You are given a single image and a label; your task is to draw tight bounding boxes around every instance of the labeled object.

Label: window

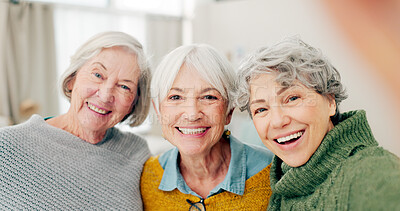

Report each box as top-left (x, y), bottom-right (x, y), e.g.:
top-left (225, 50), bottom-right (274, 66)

top-left (114, 0), bottom-right (183, 16)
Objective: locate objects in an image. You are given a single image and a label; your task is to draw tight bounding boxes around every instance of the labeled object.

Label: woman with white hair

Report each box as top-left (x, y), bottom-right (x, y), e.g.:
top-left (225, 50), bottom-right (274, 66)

top-left (236, 37), bottom-right (400, 210)
top-left (141, 44), bottom-right (274, 210)
top-left (0, 31), bottom-right (151, 209)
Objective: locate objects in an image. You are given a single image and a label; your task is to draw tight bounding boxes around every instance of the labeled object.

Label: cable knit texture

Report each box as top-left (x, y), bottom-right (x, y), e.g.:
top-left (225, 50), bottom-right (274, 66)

top-left (141, 156), bottom-right (271, 210)
top-left (0, 114), bottom-right (150, 210)
top-left (268, 110), bottom-right (400, 210)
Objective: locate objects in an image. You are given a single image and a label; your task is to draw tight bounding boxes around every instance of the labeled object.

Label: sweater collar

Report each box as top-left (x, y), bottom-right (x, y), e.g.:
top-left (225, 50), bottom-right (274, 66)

top-left (270, 110), bottom-right (378, 197)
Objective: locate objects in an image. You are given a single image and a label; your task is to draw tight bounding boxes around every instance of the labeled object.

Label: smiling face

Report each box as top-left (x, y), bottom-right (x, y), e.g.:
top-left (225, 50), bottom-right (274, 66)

top-left (249, 73), bottom-right (336, 167)
top-left (68, 47), bottom-right (140, 134)
top-left (158, 64), bottom-right (232, 156)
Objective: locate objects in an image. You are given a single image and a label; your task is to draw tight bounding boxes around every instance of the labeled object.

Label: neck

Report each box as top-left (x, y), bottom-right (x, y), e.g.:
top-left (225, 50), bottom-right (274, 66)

top-left (46, 113), bottom-right (106, 144)
top-left (179, 137), bottom-right (231, 198)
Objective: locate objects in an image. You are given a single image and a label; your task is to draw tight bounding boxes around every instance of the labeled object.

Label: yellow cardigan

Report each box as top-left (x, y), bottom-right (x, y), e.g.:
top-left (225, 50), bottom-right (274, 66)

top-left (140, 156), bottom-right (272, 210)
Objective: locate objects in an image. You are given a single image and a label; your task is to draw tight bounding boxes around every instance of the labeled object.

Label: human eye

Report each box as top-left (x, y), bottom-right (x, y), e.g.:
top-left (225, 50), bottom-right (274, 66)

top-left (92, 72), bottom-right (103, 79)
top-left (282, 94), bottom-right (301, 107)
top-left (169, 95), bottom-right (182, 100)
top-left (288, 95), bottom-right (299, 102)
top-left (202, 95), bottom-right (218, 100)
top-left (254, 107), bottom-right (268, 115)
top-left (120, 84), bottom-right (131, 91)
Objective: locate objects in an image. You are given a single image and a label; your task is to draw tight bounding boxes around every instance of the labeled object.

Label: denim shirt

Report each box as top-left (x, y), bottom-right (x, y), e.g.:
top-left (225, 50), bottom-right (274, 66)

top-left (158, 136), bottom-right (274, 198)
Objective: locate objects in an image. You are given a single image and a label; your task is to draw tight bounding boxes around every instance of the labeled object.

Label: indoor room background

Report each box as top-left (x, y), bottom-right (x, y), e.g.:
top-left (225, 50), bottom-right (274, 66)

top-left (1, 0), bottom-right (399, 156)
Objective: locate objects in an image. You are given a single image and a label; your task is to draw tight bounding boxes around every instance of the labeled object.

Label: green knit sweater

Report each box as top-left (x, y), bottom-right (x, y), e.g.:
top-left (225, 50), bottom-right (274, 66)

top-left (268, 110), bottom-right (400, 211)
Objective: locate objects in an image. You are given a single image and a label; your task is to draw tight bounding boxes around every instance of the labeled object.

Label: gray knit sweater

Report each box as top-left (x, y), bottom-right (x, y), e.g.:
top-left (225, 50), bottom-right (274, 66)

top-left (0, 114), bottom-right (150, 210)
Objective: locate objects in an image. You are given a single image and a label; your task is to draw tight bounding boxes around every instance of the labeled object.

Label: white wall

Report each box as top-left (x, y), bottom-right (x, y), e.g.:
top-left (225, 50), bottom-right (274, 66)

top-left (191, 0), bottom-right (400, 156)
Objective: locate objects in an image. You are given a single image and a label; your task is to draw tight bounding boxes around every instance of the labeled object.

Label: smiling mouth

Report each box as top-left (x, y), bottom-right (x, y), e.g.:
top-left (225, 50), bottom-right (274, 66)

top-left (275, 131), bottom-right (304, 145)
top-left (176, 127), bottom-right (208, 135)
top-left (87, 102), bottom-right (111, 115)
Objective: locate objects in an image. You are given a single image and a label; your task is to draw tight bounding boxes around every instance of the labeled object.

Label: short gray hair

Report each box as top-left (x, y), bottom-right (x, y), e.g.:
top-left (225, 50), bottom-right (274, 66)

top-left (152, 44), bottom-right (236, 115)
top-left (60, 31), bottom-right (151, 127)
top-left (236, 36), bottom-right (347, 122)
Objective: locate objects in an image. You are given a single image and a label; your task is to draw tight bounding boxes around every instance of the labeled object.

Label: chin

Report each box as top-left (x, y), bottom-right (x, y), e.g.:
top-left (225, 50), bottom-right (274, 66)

top-left (282, 156), bottom-right (309, 168)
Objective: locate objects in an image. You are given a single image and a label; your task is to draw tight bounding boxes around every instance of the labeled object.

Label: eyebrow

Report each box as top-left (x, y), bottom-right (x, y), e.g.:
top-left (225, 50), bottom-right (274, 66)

top-left (169, 87), bottom-right (220, 94)
top-left (250, 99), bottom-right (266, 106)
top-left (276, 87), bottom-right (289, 95)
top-left (249, 87), bottom-right (290, 106)
top-left (201, 87), bottom-right (219, 94)
top-left (93, 62), bottom-right (107, 70)
top-left (170, 87), bottom-right (184, 92)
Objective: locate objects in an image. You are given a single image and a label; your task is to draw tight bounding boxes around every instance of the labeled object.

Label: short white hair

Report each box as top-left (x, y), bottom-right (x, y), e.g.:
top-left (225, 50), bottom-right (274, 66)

top-left (60, 31), bottom-right (151, 127)
top-left (151, 44), bottom-right (236, 115)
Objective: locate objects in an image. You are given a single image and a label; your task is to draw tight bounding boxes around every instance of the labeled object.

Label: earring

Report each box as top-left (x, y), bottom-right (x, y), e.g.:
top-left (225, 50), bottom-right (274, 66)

top-left (224, 130), bottom-right (231, 139)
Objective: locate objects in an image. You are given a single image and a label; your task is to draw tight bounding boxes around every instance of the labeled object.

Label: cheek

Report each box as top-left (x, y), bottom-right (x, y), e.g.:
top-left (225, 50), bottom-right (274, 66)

top-left (112, 94), bottom-right (135, 117)
top-left (210, 113), bottom-right (225, 125)
top-left (72, 80), bottom-right (98, 98)
top-left (208, 104), bottom-right (228, 124)
top-left (159, 107), bottom-right (178, 125)
top-left (118, 93), bottom-right (136, 108)
top-left (252, 117), bottom-right (268, 138)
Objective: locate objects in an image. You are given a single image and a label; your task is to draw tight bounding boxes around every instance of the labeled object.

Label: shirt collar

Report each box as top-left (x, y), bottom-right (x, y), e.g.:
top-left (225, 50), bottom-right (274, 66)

top-left (158, 136), bottom-right (247, 197)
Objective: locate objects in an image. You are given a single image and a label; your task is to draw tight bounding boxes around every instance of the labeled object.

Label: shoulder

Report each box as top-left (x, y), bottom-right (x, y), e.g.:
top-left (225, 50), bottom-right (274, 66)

top-left (230, 136), bottom-right (274, 178)
top-left (232, 135), bottom-right (273, 165)
top-left (0, 114), bottom-right (46, 140)
top-left (143, 156), bottom-right (162, 169)
top-left (141, 156), bottom-right (163, 189)
top-left (341, 147), bottom-right (400, 210)
top-left (111, 127), bottom-right (148, 149)
top-left (158, 147), bottom-right (178, 169)
top-left (142, 155), bottom-right (164, 177)
top-left (243, 141), bottom-right (274, 164)
top-left (112, 127), bottom-right (147, 144)
top-left (344, 146), bottom-right (400, 172)
top-left (105, 127), bottom-right (150, 160)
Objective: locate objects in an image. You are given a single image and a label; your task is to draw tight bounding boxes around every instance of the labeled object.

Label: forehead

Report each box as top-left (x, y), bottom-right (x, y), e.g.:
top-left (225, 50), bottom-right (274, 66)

top-left (249, 74), bottom-right (277, 95)
top-left (88, 47), bottom-right (139, 73)
top-left (172, 64), bottom-right (214, 89)
top-left (249, 73), bottom-right (309, 99)
top-left (96, 47), bottom-right (134, 59)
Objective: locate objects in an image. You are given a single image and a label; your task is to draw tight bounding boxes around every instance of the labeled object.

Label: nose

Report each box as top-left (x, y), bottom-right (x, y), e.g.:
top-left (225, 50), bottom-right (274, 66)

top-left (97, 84), bottom-right (115, 103)
top-left (182, 98), bottom-right (203, 122)
top-left (269, 106), bottom-right (290, 129)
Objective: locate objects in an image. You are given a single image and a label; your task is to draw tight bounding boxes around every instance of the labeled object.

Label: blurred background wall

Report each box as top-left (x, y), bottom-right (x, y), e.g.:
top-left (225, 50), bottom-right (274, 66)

top-left (1, 0), bottom-right (399, 156)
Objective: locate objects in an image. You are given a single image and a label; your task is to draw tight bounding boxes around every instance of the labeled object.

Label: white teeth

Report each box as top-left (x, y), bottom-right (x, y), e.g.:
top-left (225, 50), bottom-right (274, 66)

top-left (178, 127), bottom-right (207, 135)
top-left (277, 131), bottom-right (303, 143)
top-left (88, 103), bottom-right (108, 114)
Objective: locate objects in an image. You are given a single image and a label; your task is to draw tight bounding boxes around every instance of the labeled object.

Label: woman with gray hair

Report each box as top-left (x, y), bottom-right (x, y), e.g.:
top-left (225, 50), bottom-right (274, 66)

top-left (236, 37), bottom-right (400, 210)
top-left (141, 44), bottom-right (274, 210)
top-left (0, 31), bottom-right (151, 209)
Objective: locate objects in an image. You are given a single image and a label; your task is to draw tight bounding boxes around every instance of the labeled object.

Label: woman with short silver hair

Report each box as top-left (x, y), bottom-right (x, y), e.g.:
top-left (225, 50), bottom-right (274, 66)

top-left (236, 36), bottom-right (400, 210)
top-left (0, 31), bottom-right (151, 209)
top-left (141, 44), bottom-right (274, 210)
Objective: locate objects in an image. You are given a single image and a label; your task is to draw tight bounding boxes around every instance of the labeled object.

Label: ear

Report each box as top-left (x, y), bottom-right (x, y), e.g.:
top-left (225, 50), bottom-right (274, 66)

top-left (67, 76), bottom-right (76, 92)
top-left (225, 108), bottom-right (235, 125)
top-left (327, 95), bottom-right (336, 117)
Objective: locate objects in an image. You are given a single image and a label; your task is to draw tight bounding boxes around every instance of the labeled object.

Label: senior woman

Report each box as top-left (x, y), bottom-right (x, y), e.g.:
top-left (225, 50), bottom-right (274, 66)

top-left (141, 44), bottom-right (274, 210)
top-left (236, 37), bottom-right (400, 210)
top-left (0, 31), bottom-right (151, 209)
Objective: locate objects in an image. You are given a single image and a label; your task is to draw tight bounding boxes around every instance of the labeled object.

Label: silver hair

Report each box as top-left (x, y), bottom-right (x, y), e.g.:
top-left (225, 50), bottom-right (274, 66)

top-left (151, 44), bottom-right (236, 115)
top-left (236, 36), bottom-right (347, 122)
top-left (60, 31), bottom-right (151, 127)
